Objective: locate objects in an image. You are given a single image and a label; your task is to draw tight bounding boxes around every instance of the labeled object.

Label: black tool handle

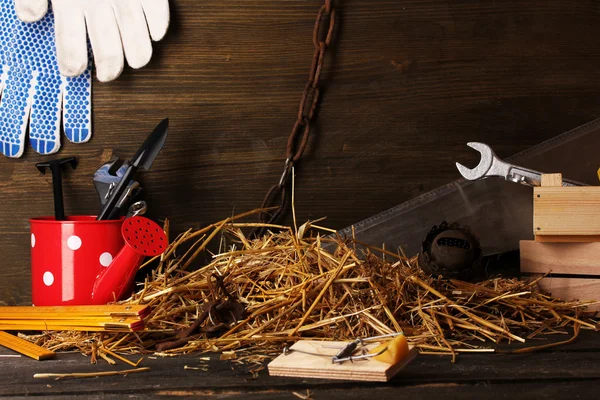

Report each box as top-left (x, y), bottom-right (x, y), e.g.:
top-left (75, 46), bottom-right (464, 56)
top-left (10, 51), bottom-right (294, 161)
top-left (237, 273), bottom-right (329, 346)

top-left (36, 157), bottom-right (77, 221)
top-left (106, 189), bottom-right (127, 220)
top-left (51, 166), bottom-right (65, 220)
top-left (97, 166), bottom-right (137, 220)
top-left (106, 185), bottom-right (142, 220)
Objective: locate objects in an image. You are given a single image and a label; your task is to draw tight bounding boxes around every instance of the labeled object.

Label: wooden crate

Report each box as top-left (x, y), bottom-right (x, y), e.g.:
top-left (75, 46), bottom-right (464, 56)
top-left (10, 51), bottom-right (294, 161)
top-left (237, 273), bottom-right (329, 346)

top-left (533, 174), bottom-right (600, 242)
top-left (525, 174), bottom-right (600, 309)
top-left (520, 240), bottom-right (600, 311)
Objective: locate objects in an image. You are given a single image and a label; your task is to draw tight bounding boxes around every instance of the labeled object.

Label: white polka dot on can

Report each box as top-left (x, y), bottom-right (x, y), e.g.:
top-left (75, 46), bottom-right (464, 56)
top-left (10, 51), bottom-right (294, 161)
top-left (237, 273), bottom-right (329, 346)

top-left (43, 271), bottom-right (54, 286)
top-left (31, 233), bottom-right (35, 248)
top-left (67, 235), bottom-right (82, 250)
top-left (99, 252), bottom-right (113, 267)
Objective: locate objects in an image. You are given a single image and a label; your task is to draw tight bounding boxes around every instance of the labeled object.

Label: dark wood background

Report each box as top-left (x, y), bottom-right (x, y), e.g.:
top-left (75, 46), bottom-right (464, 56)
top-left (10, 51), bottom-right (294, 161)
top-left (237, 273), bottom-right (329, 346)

top-left (2, 0), bottom-right (600, 304)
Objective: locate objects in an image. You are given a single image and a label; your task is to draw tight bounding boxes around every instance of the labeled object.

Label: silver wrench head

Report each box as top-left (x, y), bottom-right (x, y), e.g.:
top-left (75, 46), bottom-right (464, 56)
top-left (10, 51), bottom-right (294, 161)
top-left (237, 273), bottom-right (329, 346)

top-left (126, 201), bottom-right (148, 218)
top-left (455, 142), bottom-right (495, 180)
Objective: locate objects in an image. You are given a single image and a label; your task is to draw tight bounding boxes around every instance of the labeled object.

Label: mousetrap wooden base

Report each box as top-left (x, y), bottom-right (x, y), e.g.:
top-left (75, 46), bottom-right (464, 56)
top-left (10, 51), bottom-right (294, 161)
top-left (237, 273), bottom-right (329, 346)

top-left (268, 340), bottom-right (418, 382)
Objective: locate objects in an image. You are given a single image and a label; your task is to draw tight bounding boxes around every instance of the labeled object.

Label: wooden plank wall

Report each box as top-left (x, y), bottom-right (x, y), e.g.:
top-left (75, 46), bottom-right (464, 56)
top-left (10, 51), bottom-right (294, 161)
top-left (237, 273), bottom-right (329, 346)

top-left (2, 0), bottom-right (600, 304)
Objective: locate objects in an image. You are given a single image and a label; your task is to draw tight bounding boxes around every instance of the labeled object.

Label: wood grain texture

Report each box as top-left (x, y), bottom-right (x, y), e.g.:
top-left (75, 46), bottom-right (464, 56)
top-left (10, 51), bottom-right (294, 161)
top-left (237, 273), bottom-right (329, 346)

top-left (541, 173), bottom-right (563, 187)
top-left (3, 0), bottom-right (600, 303)
top-left (520, 240), bottom-right (600, 275)
top-left (537, 277), bottom-right (600, 311)
top-left (268, 340), bottom-right (418, 382)
top-left (534, 235), bottom-right (600, 243)
top-left (0, 331), bottom-right (55, 360)
top-left (533, 187), bottom-right (600, 235)
top-left (1, 331), bottom-right (600, 397)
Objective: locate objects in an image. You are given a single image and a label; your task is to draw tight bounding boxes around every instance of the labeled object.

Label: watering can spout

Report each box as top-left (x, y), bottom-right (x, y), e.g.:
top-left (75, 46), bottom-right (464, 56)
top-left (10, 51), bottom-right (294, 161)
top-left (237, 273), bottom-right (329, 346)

top-left (92, 216), bottom-right (167, 304)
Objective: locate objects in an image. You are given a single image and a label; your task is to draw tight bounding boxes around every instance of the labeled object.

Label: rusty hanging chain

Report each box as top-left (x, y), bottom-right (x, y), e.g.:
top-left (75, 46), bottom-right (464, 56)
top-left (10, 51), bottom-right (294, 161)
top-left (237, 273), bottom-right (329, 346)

top-left (258, 0), bottom-right (336, 228)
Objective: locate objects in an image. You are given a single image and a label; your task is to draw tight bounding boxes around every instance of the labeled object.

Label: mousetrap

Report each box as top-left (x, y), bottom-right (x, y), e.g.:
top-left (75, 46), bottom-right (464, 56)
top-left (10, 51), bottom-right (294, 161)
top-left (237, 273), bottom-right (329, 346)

top-left (268, 336), bottom-right (418, 382)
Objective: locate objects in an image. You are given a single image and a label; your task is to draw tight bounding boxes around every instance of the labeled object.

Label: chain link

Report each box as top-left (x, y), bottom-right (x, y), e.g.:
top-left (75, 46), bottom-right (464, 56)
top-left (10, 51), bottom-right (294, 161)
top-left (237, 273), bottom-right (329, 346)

top-left (257, 0), bottom-right (336, 229)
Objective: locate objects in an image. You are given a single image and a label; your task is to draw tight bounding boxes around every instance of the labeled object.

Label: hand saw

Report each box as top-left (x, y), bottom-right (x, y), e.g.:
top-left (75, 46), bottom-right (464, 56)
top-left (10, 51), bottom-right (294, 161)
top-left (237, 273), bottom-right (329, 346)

top-left (334, 118), bottom-right (600, 257)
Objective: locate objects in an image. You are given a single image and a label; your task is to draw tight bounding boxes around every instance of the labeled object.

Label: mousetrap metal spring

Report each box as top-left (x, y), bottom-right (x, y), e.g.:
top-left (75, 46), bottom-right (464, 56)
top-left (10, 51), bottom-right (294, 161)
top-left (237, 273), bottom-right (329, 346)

top-left (283, 332), bottom-right (403, 364)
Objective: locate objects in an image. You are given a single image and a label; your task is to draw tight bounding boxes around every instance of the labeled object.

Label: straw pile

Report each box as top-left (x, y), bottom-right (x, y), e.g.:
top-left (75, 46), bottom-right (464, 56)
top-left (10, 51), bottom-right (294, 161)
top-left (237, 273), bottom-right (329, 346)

top-left (28, 210), bottom-right (599, 363)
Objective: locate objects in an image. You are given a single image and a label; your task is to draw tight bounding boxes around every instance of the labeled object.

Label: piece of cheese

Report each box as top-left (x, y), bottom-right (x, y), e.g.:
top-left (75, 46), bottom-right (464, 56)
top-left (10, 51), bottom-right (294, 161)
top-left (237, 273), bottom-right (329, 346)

top-left (371, 334), bottom-right (409, 365)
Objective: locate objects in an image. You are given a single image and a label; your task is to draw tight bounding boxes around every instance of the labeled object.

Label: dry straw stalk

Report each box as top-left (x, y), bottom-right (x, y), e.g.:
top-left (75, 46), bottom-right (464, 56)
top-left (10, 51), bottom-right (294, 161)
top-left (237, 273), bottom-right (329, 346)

top-left (28, 209), bottom-right (599, 364)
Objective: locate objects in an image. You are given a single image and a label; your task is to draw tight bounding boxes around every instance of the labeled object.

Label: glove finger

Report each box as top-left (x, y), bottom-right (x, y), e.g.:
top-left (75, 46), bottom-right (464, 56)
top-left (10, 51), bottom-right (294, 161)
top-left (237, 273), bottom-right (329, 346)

top-left (28, 72), bottom-right (63, 154)
top-left (54, 6), bottom-right (88, 77)
top-left (63, 69), bottom-right (92, 143)
top-left (141, 0), bottom-right (170, 41)
top-left (112, 1), bottom-right (152, 69)
top-left (14, 0), bottom-right (48, 22)
top-left (0, 66), bottom-right (33, 158)
top-left (84, 4), bottom-right (123, 82)
top-left (0, 63), bottom-right (6, 96)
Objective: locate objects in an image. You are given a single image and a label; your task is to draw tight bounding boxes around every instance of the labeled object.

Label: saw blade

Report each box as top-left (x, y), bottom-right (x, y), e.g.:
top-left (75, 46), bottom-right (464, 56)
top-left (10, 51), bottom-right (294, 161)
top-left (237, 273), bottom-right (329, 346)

top-left (334, 118), bottom-right (600, 257)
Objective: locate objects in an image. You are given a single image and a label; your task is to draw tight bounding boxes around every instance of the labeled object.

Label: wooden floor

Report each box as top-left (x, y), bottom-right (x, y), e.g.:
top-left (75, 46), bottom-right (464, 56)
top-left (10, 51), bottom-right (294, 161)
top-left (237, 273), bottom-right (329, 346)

top-left (1, 330), bottom-right (598, 399)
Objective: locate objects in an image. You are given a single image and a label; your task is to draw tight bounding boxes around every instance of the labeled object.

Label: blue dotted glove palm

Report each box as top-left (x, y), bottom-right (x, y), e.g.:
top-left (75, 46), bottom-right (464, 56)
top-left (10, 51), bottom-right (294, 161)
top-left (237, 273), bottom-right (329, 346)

top-left (0, 0), bottom-right (91, 158)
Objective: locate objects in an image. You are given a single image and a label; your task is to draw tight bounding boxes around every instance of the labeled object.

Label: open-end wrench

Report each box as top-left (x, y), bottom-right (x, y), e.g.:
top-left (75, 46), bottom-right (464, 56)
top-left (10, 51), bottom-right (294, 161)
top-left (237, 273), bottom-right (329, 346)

top-left (456, 142), bottom-right (586, 187)
top-left (126, 201), bottom-right (148, 218)
top-left (93, 159), bottom-right (128, 205)
top-left (93, 159), bottom-right (141, 206)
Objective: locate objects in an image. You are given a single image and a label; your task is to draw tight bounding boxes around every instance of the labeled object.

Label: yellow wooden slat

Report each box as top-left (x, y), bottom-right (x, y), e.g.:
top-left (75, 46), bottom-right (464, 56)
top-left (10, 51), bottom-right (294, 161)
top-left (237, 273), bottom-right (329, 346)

top-left (0, 331), bottom-right (55, 360)
top-left (0, 305), bottom-right (148, 333)
top-left (0, 314), bottom-right (141, 322)
top-left (0, 316), bottom-right (141, 326)
top-left (0, 324), bottom-right (142, 332)
top-left (0, 305), bottom-right (148, 318)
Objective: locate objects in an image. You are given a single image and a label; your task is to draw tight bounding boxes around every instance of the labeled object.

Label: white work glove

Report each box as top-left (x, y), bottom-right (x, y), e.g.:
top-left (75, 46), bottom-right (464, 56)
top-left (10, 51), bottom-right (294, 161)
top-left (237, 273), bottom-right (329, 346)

top-left (0, 0), bottom-right (92, 157)
top-left (14, 0), bottom-right (170, 82)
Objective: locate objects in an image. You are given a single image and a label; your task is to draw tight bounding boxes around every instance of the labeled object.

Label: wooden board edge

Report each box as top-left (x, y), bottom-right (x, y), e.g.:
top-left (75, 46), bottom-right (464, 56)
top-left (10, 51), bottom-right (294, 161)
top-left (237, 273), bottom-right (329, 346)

top-left (384, 348), bottom-right (419, 380)
top-left (536, 277), bottom-right (600, 311)
top-left (520, 240), bottom-right (600, 275)
top-left (0, 331), bottom-right (56, 361)
top-left (268, 347), bottom-right (418, 383)
top-left (533, 187), bottom-right (600, 236)
top-left (540, 173), bottom-right (563, 187)
top-left (534, 235), bottom-right (600, 243)
top-left (267, 369), bottom-right (389, 383)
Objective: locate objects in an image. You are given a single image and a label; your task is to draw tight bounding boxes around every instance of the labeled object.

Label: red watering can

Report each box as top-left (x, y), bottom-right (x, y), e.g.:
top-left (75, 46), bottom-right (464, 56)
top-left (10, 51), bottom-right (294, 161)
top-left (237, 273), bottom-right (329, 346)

top-left (30, 216), bottom-right (167, 306)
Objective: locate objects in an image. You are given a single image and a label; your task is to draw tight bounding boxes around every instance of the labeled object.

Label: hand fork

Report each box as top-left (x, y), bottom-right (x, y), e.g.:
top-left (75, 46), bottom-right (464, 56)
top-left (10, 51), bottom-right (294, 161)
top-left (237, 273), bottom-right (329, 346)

top-left (456, 142), bottom-right (585, 187)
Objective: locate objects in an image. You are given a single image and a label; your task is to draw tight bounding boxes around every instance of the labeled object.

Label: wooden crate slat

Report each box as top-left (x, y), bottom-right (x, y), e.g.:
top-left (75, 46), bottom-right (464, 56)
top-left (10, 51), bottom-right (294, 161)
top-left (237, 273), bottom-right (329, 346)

top-left (520, 240), bottom-right (600, 276)
top-left (537, 277), bottom-right (600, 311)
top-left (533, 187), bottom-right (600, 236)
